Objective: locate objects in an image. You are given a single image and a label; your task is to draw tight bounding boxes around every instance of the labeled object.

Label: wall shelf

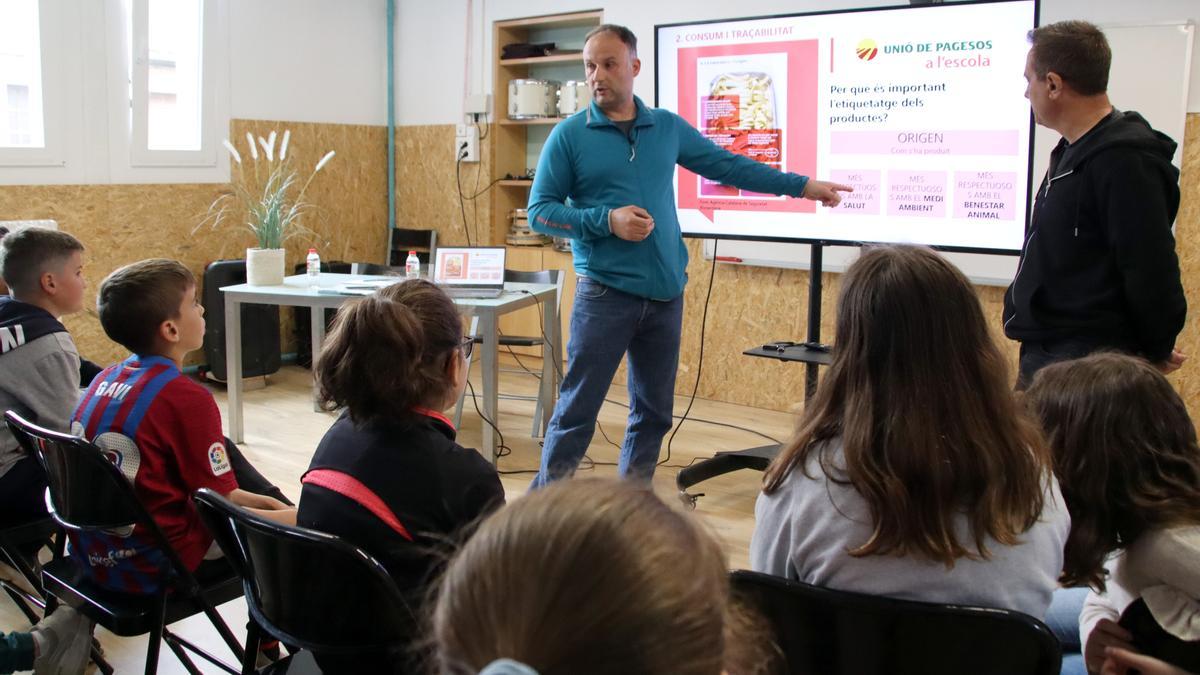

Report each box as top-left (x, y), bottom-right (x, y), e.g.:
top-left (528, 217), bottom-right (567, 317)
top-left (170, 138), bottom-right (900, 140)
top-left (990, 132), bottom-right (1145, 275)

top-left (492, 10), bottom-right (601, 353)
top-left (498, 118), bottom-right (562, 126)
top-left (499, 53), bottom-right (583, 67)
top-left (495, 10), bottom-right (602, 31)
top-left (491, 9), bottom-right (600, 248)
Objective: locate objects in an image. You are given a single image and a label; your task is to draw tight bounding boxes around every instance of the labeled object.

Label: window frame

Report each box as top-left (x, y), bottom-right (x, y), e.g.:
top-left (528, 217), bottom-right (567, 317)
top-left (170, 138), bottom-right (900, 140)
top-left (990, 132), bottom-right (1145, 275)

top-left (127, 0), bottom-right (223, 166)
top-left (107, 0), bottom-right (230, 181)
top-left (0, 0), bottom-right (68, 168)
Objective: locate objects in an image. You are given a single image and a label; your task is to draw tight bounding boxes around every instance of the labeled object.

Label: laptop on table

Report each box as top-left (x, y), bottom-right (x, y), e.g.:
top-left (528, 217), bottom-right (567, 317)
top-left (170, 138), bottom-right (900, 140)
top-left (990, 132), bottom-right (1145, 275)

top-left (434, 247), bottom-right (506, 299)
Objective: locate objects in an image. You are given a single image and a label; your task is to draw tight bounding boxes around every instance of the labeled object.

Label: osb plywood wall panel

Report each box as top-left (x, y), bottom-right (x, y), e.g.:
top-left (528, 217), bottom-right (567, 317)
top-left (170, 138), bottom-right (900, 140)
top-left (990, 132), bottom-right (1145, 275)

top-left (3, 114), bottom-right (1194, 418)
top-left (676, 113), bottom-right (1199, 417)
top-left (394, 124), bottom-right (493, 249)
top-left (225, 120), bottom-right (389, 355)
top-left (226, 120), bottom-right (388, 267)
top-left (0, 183), bottom-right (225, 366)
top-left (0, 119), bottom-right (387, 367)
top-left (674, 252), bottom-right (826, 414)
top-left (1169, 114), bottom-right (1200, 417)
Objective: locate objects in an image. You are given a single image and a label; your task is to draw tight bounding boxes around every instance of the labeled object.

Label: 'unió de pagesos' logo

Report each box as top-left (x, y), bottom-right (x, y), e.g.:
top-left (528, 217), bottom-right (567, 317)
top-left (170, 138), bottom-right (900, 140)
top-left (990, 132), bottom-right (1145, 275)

top-left (856, 39), bottom-right (878, 61)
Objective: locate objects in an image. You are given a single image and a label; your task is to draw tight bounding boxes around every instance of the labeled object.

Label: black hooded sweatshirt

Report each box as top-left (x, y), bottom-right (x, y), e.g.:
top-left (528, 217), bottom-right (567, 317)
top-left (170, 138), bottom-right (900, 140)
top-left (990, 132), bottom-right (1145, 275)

top-left (1003, 110), bottom-right (1185, 361)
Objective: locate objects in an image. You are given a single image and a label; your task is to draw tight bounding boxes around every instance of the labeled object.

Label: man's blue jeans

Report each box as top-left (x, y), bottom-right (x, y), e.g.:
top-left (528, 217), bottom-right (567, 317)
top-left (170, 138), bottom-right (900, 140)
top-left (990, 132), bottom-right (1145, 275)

top-left (531, 277), bottom-right (683, 487)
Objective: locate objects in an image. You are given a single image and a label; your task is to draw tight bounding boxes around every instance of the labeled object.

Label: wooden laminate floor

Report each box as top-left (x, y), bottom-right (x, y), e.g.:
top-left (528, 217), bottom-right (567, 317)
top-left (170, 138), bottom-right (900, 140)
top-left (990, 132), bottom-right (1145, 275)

top-left (2, 359), bottom-right (798, 673)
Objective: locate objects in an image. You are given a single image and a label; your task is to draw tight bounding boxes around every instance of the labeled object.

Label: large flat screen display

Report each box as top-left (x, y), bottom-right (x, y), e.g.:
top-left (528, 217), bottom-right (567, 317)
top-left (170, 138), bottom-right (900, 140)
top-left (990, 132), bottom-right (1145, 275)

top-left (656, 0), bottom-right (1038, 253)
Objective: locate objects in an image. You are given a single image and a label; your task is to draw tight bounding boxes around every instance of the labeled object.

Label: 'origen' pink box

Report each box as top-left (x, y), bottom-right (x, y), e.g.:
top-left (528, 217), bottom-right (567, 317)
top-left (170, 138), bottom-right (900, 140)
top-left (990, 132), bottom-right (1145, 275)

top-left (830, 130), bottom-right (1019, 156)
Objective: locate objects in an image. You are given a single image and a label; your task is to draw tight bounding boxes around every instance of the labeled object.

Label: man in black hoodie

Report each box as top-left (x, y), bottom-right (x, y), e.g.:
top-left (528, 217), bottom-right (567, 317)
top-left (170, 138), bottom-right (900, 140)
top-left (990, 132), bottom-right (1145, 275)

top-left (1004, 21), bottom-right (1186, 389)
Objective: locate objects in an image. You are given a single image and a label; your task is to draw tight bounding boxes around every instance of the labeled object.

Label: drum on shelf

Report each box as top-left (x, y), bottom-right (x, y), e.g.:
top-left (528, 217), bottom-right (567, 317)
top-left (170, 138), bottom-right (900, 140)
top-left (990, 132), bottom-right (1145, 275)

top-left (557, 81), bottom-right (591, 117)
top-left (508, 79), bottom-right (559, 119)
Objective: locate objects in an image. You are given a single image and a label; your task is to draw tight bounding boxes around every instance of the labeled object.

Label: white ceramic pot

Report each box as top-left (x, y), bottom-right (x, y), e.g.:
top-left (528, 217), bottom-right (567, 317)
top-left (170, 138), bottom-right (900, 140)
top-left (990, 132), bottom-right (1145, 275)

top-left (245, 248), bottom-right (286, 286)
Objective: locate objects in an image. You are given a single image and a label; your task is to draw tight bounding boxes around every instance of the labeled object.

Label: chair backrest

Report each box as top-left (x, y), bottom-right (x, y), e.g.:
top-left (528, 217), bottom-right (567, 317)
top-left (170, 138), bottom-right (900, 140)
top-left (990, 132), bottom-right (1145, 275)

top-left (192, 489), bottom-right (417, 655)
top-left (504, 268), bottom-right (564, 308)
top-left (502, 268), bottom-right (555, 285)
top-left (5, 410), bottom-right (153, 534)
top-left (192, 488), bottom-right (250, 579)
top-left (731, 570), bottom-right (1061, 675)
top-left (388, 228), bottom-right (437, 266)
top-left (350, 262), bottom-right (405, 276)
top-left (4, 410), bottom-right (194, 591)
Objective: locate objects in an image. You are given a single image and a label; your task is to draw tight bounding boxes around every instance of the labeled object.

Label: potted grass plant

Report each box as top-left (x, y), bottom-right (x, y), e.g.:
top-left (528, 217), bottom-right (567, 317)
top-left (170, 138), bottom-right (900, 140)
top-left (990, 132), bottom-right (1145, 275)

top-left (202, 130), bottom-right (335, 285)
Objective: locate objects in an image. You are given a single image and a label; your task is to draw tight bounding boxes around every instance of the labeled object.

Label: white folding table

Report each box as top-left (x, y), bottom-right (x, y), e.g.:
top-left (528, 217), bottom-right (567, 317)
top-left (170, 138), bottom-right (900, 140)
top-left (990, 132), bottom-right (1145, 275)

top-left (219, 273), bottom-right (560, 462)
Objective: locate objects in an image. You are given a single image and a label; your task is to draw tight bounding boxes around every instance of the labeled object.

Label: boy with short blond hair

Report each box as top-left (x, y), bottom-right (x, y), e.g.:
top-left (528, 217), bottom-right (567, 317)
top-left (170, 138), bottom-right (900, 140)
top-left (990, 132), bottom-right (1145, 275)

top-left (0, 227), bottom-right (88, 526)
top-left (72, 258), bottom-right (293, 592)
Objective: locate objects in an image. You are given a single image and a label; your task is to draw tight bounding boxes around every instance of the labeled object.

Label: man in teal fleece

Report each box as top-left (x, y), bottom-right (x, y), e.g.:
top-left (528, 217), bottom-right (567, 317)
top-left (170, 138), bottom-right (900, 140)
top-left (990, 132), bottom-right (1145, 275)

top-left (528, 24), bottom-right (850, 486)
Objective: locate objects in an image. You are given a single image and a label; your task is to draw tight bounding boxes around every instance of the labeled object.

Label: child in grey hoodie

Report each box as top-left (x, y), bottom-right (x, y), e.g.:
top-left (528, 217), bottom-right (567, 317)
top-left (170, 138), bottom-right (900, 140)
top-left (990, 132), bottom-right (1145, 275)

top-left (0, 227), bottom-right (88, 528)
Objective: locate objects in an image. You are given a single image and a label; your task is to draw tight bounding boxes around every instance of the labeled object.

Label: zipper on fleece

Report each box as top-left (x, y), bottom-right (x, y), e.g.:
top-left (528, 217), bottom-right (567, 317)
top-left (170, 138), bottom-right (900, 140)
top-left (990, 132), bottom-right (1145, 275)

top-left (1008, 168), bottom-right (1076, 330)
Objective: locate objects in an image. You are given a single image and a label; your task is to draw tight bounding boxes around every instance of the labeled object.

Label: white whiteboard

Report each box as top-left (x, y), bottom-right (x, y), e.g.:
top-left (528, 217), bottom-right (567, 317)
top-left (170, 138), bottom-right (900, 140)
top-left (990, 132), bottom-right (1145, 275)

top-left (702, 20), bottom-right (1194, 287)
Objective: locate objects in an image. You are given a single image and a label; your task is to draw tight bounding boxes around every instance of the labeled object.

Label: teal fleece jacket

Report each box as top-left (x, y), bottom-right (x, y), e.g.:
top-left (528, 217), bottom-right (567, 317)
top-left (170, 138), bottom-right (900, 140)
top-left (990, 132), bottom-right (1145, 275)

top-left (528, 96), bottom-right (810, 300)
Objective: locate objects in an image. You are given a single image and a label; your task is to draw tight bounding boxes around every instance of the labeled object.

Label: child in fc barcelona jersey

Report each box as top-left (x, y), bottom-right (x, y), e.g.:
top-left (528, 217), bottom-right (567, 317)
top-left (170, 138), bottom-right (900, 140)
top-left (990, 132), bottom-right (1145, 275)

top-left (71, 258), bottom-right (294, 593)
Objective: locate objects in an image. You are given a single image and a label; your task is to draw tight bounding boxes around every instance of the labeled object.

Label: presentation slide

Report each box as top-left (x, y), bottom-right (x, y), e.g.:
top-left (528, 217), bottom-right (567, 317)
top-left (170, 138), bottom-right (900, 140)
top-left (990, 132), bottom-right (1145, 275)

top-left (656, 0), bottom-right (1036, 253)
top-left (435, 248), bottom-right (505, 284)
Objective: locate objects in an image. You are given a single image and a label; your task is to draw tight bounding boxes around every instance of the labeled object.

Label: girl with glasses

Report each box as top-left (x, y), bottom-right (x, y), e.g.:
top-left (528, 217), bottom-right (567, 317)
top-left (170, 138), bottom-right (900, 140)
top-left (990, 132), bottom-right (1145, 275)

top-left (299, 279), bottom-right (504, 672)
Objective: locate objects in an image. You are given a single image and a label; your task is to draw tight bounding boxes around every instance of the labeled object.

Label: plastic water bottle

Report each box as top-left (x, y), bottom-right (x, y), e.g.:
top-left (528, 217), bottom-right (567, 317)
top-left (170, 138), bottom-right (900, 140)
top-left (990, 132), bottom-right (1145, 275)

top-left (405, 251), bottom-right (420, 279)
top-left (306, 248), bottom-right (320, 289)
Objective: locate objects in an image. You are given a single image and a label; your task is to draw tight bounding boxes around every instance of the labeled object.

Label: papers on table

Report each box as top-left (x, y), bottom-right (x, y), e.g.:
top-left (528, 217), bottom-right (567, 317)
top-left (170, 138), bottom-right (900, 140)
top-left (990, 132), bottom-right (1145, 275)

top-left (316, 278), bottom-right (404, 296)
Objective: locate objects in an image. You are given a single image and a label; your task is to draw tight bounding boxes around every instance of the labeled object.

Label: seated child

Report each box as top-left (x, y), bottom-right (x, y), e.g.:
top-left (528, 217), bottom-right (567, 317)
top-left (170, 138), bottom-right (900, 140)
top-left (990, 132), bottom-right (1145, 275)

top-left (1027, 353), bottom-right (1200, 674)
top-left (298, 279), bottom-right (504, 670)
top-left (0, 227), bottom-right (87, 528)
top-left (0, 606), bottom-right (91, 675)
top-left (71, 258), bottom-right (294, 592)
top-left (431, 478), bottom-right (772, 675)
top-left (0, 226), bottom-right (8, 293)
top-left (750, 245), bottom-right (1069, 618)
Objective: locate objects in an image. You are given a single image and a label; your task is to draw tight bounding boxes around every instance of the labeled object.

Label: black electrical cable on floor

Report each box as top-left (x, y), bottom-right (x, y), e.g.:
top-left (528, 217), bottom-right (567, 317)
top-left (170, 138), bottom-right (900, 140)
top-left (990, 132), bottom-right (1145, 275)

top-left (463, 379), bottom-right (532, 473)
top-left (517, 289), bottom-right (620, 462)
top-left (494, 340), bottom-right (781, 446)
top-left (659, 243), bottom-right (720, 469)
top-left (519, 276), bottom-right (780, 468)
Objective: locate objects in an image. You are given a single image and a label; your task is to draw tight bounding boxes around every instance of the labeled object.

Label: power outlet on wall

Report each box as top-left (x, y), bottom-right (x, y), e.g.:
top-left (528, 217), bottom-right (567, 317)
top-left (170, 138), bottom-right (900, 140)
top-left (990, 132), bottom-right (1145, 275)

top-left (454, 124), bottom-right (479, 163)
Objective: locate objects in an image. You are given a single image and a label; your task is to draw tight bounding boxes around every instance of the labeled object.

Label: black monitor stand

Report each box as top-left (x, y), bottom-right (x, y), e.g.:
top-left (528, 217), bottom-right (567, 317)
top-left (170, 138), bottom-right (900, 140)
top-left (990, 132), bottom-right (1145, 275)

top-left (676, 243), bottom-right (832, 507)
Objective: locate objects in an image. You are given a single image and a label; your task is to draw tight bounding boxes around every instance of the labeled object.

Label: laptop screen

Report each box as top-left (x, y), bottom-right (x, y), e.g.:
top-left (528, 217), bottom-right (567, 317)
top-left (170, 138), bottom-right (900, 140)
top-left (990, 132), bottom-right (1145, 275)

top-left (433, 247), bottom-right (506, 286)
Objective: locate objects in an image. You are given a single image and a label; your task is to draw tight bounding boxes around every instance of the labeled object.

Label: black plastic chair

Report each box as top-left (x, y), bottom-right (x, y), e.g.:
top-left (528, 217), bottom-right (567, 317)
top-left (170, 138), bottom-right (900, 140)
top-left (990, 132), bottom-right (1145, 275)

top-left (193, 488), bottom-right (419, 674)
top-left (4, 410), bottom-right (245, 675)
top-left (387, 227), bottom-right (438, 266)
top-left (453, 268), bottom-right (564, 438)
top-left (349, 262), bottom-right (405, 276)
top-left (0, 515), bottom-right (116, 675)
top-left (731, 569), bottom-right (1062, 675)
top-left (0, 516), bottom-right (57, 623)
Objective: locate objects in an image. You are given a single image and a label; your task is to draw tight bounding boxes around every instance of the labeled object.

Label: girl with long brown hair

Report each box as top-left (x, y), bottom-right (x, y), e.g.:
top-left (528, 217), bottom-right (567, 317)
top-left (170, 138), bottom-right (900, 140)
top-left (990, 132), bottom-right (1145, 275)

top-left (750, 245), bottom-right (1069, 617)
top-left (1027, 353), bottom-right (1200, 674)
top-left (432, 478), bottom-right (775, 675)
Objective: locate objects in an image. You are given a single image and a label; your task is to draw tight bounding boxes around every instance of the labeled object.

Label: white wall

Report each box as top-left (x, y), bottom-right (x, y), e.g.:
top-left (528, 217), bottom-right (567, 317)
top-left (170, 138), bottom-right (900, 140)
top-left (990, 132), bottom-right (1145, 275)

top-left (394, 1), bottom-right (473, 126)
top-left (394, 0), bottom-right (1200, 126)
top-left (231, 0), bottom-right (387, 126)
top-left (6, 0), bottom-right (1194, 184)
